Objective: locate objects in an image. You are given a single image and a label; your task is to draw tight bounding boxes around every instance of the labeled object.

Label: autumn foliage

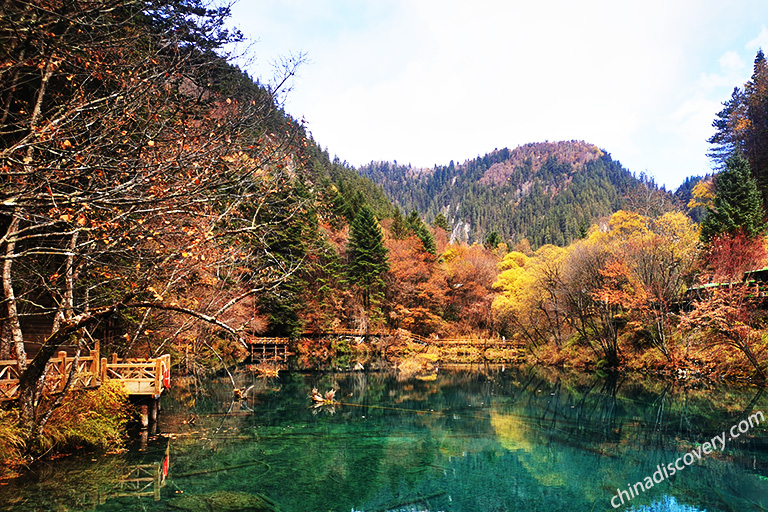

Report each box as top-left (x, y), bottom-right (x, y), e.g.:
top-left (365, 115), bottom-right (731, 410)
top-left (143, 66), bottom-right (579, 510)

top-left (4, 3), bottom-right (768, 462)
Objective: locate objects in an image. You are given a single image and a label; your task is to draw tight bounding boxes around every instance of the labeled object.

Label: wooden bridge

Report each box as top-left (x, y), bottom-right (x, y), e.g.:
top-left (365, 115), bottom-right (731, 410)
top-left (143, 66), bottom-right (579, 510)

top-left (247, 329), bottom-right (525, 362)
top-left (0, 342), bottom-right (171, 402)
top-left (247, 337), bottom-right (290, 362)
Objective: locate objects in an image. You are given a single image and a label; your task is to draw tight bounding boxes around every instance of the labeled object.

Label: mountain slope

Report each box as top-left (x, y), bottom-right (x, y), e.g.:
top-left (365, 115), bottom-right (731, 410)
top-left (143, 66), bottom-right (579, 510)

top-left (358, 141), bottom-right (659, 247)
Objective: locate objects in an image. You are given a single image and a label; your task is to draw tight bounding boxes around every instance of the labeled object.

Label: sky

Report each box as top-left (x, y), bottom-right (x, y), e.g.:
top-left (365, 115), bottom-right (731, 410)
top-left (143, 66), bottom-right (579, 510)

top-left (230, 0), bottom-right (768, 191)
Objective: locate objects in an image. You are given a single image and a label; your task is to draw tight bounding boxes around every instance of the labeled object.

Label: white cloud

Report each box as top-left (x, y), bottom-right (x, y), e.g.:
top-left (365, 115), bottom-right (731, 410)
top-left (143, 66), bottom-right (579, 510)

top-left (232, 0), bottom-right (768, 190)
top-left (747, 25), bottom-right (768, 51)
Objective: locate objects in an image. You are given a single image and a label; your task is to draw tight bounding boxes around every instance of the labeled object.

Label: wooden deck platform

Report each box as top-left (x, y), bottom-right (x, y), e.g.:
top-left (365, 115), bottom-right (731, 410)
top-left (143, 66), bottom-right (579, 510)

top-left (0, 343), bottom-right (171, 401)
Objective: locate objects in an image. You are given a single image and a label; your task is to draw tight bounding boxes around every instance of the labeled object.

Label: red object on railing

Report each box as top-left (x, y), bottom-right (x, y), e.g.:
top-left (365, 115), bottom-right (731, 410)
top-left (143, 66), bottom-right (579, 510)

top-left (161, 360), bottom-right (170, 389)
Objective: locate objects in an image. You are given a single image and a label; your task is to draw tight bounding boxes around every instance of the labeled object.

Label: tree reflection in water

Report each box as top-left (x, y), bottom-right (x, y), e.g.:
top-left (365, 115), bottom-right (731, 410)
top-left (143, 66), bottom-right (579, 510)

top-left (0, 366), bottom-right (766, 511)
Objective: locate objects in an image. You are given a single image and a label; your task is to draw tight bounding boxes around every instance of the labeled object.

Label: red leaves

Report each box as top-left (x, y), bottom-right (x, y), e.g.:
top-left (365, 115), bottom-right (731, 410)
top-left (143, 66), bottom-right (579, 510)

top-left (702, 232), bottom-right (768, 283)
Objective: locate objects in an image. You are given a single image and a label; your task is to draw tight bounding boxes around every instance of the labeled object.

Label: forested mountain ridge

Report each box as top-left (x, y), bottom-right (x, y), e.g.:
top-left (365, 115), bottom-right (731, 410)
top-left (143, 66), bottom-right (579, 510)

top-left (358, 141), bottom-right (673, 247)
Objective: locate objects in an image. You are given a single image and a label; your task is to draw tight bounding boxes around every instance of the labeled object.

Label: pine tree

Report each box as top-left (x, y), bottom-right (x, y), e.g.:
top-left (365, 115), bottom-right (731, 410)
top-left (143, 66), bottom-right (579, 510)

top-left (746, 49), bottom-right (768, 201)
top-left (347, 205), bottom-right (389, 312)
top-left (708, 50), bottom-right (768, 205)
top-left (405, 209), bottom-right (436, 254)
top-left (413, 223), bottom-right (437, 255)
top-left (484, 231), bottom-right (502, 249)
top-left (434, 212), bottom-right (451, 231)
top-left (390, 208), bottom-right (409, 239)
top-left (256, 187), bottom-right (313, 337)
top-left (700, 152), bottom-right (766, 243)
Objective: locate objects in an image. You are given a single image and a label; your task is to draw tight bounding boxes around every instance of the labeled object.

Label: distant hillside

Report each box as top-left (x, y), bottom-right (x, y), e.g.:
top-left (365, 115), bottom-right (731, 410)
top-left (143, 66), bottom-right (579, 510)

top-left (358, 141), bottom-right (671, 247)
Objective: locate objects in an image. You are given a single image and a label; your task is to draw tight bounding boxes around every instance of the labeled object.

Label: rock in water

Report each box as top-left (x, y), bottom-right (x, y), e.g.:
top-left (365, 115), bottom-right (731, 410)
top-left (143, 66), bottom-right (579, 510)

top-left (168, 490), bottom-right (280, 511)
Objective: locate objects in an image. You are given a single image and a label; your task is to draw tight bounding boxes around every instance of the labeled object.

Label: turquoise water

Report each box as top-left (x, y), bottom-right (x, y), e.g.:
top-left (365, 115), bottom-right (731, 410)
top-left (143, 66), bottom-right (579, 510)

top-left (1, 365), bottom-right (767, 511)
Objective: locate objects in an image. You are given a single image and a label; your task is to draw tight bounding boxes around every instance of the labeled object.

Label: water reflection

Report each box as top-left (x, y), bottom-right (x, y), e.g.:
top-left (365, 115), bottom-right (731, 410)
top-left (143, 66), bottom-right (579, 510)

top-left (1, 365), bottom-right (767, 511)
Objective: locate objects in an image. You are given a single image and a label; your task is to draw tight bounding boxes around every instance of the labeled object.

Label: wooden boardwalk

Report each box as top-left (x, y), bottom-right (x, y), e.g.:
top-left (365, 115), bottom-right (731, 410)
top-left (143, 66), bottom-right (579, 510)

top-left (247, 330), bottom-right (525, 361)
top-left (0, 343), bottom-right (171, 402)
top-left (247, 337), bottom-right (289, 362)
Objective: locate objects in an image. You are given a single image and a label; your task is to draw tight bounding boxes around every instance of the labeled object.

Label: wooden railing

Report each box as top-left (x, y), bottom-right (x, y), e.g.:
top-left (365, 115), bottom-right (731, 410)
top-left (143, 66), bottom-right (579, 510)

top-left (247, 337), bottom-right (290, 345)
top-left (247, 330), bottom-right (525, 358)
top-left (0, 360), bottom-right (21, 401)
top-left (0, 345), bottom-right (170, 401)
top-left (247, 337), bottom-right (290, 362)
top-left (102, 353), bottom-right (171, 398)
top-left (0, 348), bottom-right (102, 401)
top-left (248, 330), bottom-right (525, 348)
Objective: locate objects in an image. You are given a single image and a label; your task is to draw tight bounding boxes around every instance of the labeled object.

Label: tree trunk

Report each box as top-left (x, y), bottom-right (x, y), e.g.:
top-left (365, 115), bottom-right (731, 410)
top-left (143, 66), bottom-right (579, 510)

top-left (3, 214), bottom-right (26, 369)
top-left (0, 321), bottom-right (9, 360)
top-left (52, 231), bottom-right (79, 333)
top-left (17, 318), bottom-right (91, 429)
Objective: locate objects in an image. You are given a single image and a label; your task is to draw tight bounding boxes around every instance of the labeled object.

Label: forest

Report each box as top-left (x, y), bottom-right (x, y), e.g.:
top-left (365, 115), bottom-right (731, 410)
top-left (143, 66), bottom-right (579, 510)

top-left (2, 0), bottom-right (768, 467)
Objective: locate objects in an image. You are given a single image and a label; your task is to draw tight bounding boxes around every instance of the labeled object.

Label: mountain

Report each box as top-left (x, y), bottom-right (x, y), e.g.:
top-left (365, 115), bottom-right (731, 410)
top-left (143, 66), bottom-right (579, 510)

top-left (357, 141), bottom-right (671, 248)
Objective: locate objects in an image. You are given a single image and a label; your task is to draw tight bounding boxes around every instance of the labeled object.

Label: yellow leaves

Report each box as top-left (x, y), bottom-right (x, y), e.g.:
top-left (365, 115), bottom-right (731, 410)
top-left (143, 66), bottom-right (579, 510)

top-left (497, 251), bottom-right (528, 272)
top-left (492, 251), bottom-right (538, 316)
top-left (607, 210), bottom-right (649, 240)
top-left (146, 286), bottom-right (163, 302)
top-left (688, 179), bottom-right (715, 210)
top-left (653, 211), bottom-right (699, 249)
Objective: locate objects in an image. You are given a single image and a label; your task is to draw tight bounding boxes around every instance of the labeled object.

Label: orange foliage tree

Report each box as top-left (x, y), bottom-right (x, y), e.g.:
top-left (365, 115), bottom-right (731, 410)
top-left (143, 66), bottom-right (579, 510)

top-left (383, 235), bottom-right (445, 336)
top-left (441, 244), bottom-right (501, 334)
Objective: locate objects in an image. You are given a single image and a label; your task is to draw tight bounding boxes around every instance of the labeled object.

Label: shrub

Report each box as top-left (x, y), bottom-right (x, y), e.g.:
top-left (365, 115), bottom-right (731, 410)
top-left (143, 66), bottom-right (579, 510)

top-left (0, 408), bottom-right (26, 474)
top-left (37, 381), bottom-right (129, 453)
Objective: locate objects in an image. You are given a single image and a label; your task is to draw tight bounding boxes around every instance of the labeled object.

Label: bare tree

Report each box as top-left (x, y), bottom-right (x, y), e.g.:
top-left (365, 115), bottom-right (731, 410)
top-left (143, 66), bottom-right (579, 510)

top-left (1, 0), bottom-right (310, 430)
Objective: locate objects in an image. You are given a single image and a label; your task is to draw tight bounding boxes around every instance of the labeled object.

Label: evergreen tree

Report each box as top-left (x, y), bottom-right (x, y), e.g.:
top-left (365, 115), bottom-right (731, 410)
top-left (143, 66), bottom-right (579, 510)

top-left (708, 87), bottom-right (747, 165)
top-left (404, 209), bottom-right (436, 254)
top-left (700, 152), bottom-right (766, 243)
top-left (390, 208), bottom-right (409, 240)
top-left (484, 231), bottom-right (503, 249)
top-left (413, 223), bottom-right (437, 255)
top-left (746, 49), bottom-right (768, 201)
top-left (708, 50), bottom-right (768, 205)
top-left (434, 212), bottom-right (451, 231)
top-left (255, 186), bottom-right (313, 337)
top-left (406, 209), bottom-right (421, 229)
top-left (347, 205), bottom-right (389, 312)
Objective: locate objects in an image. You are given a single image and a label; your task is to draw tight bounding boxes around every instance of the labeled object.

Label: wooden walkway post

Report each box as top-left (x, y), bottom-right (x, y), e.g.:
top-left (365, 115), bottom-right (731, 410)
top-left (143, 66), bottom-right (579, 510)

top-left (91, 341), bottom-right (100, 376)
top-left (58, 350), bottom-right (67, 392)
top-left (153, 358), bottom-right (162, 395)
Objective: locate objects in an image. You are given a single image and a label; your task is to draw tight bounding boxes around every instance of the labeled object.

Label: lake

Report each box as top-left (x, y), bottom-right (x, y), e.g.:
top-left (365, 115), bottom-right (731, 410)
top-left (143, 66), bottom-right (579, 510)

top-left (1, 364), bottom-right (767, 511)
